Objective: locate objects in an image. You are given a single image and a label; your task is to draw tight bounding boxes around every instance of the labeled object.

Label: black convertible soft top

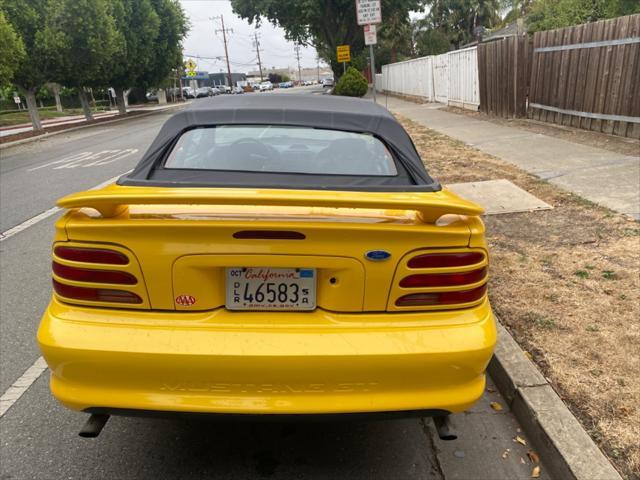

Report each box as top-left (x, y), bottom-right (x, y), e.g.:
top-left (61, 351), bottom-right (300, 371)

top-left (118, 95), bottom-right (440, 192)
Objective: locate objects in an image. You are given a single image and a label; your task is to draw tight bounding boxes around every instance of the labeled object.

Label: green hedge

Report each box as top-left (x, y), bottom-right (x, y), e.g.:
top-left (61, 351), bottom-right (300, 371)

top-left (334, 67), bottom-right (368, 97)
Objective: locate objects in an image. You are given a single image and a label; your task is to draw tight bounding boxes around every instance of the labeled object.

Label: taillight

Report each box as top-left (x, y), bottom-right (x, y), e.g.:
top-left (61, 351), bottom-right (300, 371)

top-left (400, 267), bottom-right (486, 288)
top-left (52, 244), bottom-right (146, 307)
top-left (52, 262), bottom-right (137, 284)
top-left (53, 279), bottom-right (142, 304)
top-left (392, 250), bottom-right (488, 309)
top-left (54, 246), bottom-right (128, 265)
top-left (396, 285), bottom-right (487, 307)
top-left (407, 252), bottom-right (484, 269)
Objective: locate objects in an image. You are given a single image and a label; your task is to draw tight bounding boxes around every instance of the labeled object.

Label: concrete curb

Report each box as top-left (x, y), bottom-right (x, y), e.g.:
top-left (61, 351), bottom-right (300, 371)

top-left (0, 103), bottom-right (186, 150)
top-left (488, 321), bottom-right (622, 480)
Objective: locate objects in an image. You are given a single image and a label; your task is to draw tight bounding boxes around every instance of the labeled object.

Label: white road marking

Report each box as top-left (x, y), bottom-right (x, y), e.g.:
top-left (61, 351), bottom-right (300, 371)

top-left (0, 170), bottom-right (131, 242)
top-left (28, 149), bottom-right (138, 171)
top-left (0, 357), bottom-right (48, 418)
top-left (28, 152), bottom-right (93, 171)
top-left (0, 206), bottom-right (61, 242)
top-left (0, 169), bottom-right (134, 414)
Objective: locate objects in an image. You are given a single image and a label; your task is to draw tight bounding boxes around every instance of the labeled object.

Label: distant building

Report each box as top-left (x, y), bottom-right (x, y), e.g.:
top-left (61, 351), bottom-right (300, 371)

top-left (247, 66), bottom-right (333, 83)
top-left (206, 72), bottom-right (247, 87)
top-left (181, 71), bottom-right (247, 87)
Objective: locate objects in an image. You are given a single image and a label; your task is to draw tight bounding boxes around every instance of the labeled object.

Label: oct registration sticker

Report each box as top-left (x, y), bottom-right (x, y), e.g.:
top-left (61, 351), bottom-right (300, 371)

top-left (226, 267), bottom-right (316, 311)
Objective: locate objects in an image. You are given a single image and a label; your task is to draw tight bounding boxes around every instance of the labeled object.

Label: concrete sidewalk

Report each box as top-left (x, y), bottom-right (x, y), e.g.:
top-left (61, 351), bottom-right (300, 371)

top-left (380, 95), bottom-right (640, 220)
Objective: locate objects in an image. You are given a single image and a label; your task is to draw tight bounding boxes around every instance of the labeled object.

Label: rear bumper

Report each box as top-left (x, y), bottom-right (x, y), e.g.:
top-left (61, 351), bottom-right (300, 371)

top-left (38, 298), bottom-right (496, 415)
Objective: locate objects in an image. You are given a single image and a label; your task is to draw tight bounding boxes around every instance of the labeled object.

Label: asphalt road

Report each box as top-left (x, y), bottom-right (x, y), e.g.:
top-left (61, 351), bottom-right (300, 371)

top-left (0, 89), bottom-right (550, 480)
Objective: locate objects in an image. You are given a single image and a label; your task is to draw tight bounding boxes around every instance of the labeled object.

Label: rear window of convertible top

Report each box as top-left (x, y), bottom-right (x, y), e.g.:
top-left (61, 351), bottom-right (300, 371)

top-left (164, 125), bottom-right (398, 177)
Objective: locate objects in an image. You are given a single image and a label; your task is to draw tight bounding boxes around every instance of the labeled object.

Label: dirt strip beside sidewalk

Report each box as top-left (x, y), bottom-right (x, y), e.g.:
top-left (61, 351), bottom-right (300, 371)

top-left (399, 117), bottom-right (639, 480)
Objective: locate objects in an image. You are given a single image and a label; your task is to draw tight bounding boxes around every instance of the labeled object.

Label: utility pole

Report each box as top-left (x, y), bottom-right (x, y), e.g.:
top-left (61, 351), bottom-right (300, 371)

top-left (294, 44), bottom-right (302, 83)
top-left (253, 31), bottom-right (264, 81)
top-left (316, 55), bottom-right (320, 83)
top-left (212, 15), bottom-right (233, 87)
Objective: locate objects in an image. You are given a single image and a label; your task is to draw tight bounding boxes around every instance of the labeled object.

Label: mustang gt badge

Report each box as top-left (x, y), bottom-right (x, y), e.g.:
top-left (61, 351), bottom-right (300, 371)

top-left (365, 250), bottom-right (391, 261)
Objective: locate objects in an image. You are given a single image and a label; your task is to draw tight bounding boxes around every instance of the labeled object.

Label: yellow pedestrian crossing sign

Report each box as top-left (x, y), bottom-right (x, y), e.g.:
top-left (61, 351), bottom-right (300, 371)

top-left (185, 59), bottom-right (197, 71)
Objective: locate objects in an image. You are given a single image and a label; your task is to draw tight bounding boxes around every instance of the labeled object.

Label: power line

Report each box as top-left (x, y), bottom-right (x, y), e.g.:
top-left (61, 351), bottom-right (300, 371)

top-left (211, 15), bottom-right (234, 86)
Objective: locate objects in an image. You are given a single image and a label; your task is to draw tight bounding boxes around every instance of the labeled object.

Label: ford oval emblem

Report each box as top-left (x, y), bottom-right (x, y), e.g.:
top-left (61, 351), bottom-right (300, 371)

top-left (365, 250), bottom-right (391, 262)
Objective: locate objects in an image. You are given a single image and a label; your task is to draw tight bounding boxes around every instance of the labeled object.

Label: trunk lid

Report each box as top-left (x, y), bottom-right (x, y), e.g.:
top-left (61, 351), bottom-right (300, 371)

top-left (58, 186), bottom-right (480, 312)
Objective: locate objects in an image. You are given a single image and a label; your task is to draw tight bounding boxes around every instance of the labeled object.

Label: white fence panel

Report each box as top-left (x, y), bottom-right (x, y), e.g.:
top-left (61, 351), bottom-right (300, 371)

top-left (380, 47), bottom-right (478, 110)
top-left (432, 53), bottom-right (449, 103)
top-left (448, 47), bottom-right (479, 109)
top-left (381, 56), bottom-right (434, 101)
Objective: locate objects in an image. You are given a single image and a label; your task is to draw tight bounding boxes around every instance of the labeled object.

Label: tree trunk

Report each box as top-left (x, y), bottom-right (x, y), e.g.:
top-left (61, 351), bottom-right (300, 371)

top-left (89, 88), bottom-right (97, 109)
top-left (114, 87), bottom-right (127, 115)
top-left (53, 84), bottom-right (63, 112)
top-left (157, 89), bottom-right (167, 105)
top-left (23, 88), bottom-right (43, 131)
top-left (78, 88), bottom-right (94, 121)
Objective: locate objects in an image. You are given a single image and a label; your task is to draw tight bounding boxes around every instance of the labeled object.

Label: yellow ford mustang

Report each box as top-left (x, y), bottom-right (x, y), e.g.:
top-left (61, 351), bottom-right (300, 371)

top-left (38, 95), bottom-right (496, 437)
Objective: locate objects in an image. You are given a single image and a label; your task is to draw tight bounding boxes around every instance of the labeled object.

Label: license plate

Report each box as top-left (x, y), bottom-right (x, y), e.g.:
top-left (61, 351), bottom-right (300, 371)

top-left (226, 267), bottom-right (316, 311)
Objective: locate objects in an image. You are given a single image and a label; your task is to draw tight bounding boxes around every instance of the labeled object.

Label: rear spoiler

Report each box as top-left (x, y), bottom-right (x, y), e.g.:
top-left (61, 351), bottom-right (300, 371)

top-left (57, 185), bottom-right (483, 223)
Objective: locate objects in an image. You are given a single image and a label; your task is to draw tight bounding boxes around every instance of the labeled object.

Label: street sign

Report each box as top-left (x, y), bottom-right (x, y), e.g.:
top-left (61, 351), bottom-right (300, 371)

top-left (185, 59), bottom-right (197, 71)
top-left (13, 96), bottom-right (21, 104)
top-left (364, 24), bottom-right (377, 45)
top-left (337, 45), bottom-right (351, 63)
top-left (355, 0), bottom-right (381, 25)
top-left (186, 70), bottom-right (196, 78)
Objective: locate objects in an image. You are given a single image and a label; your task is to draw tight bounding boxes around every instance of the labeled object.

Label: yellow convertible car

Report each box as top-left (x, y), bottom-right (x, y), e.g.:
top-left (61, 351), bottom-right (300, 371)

top-left (38, 95), bottom-right (496, 437)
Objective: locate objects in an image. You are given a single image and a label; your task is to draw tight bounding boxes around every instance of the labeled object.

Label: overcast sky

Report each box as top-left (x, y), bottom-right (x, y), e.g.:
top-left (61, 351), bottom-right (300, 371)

top-left (179, 0), bottom-right (324, 74)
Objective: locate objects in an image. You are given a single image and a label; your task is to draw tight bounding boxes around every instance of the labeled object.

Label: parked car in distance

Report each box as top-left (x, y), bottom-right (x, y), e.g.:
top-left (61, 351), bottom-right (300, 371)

top-left (259, 81), bottom-right (273, 91)
top-left (145, 91), bottom-right (158, 101)
top-left (231, 86), bottom-right (244, 94)
top-left (218, 85), bottom-right (232, 94)
top-left (182, 87), bottom-right (196, 98)
top-left (195, 87), bottom-right (217, 98)
top-left (39, 95), bottom-right (496, 436)
top-left (278, 81), bottom-right (293, 89)
top-left (322, 77), bottom-right (334, 87)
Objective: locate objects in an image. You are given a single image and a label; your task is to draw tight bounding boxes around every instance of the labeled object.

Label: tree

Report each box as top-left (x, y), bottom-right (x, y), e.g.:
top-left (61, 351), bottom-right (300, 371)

top-left (230, 0), bottom-right (423, 79)
top-left (138, 0), bottom-right (189, 91)
top-left (414, 28), bottom-right (450, 56)
top-left (40, 0), bottom-right (123, 121)
top-left (526, 0), bottom-right (640, 32)
top-left (1, 0), bottom-right (52, 130)
top-left (421, 0), bottom-right (502, 48)
top-left (0, 10), bottom-right (26, 87)
top-left (107, 0), bottom-right (160, 114)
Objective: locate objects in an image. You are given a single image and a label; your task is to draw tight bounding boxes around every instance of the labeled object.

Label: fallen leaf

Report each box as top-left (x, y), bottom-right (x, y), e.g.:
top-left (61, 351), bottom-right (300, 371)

top-left (514, 436), bottom-right (527, 446)
top-left (490, 402), bottom-right (503, 411)
top-left (502, 450), bottom-right (509, 459)
top-left (520, 457), bottom-right (526, 464)
top-left (527, 450), bottom-right (540, 463)
top-left (524, 351), bottom-right (533, 360)
top-left (531, 465), bottom-right (541, 478)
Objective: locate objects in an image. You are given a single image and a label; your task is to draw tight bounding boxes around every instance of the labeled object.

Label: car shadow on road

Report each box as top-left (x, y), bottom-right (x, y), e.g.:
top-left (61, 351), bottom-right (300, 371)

top-left (107, 415), bottom-right (441, 479)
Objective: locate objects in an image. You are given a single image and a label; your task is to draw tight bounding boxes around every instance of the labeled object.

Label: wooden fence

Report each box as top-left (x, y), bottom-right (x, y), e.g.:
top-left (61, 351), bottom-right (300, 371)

top-left (477, 36), bottom-right (532, 118)
top-left (528, 15), bottom-right (640, 138)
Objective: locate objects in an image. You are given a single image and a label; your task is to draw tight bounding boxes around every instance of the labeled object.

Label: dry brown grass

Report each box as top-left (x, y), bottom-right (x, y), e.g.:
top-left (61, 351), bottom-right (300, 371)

top-left (399, 116), bottom-right (640, 480)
